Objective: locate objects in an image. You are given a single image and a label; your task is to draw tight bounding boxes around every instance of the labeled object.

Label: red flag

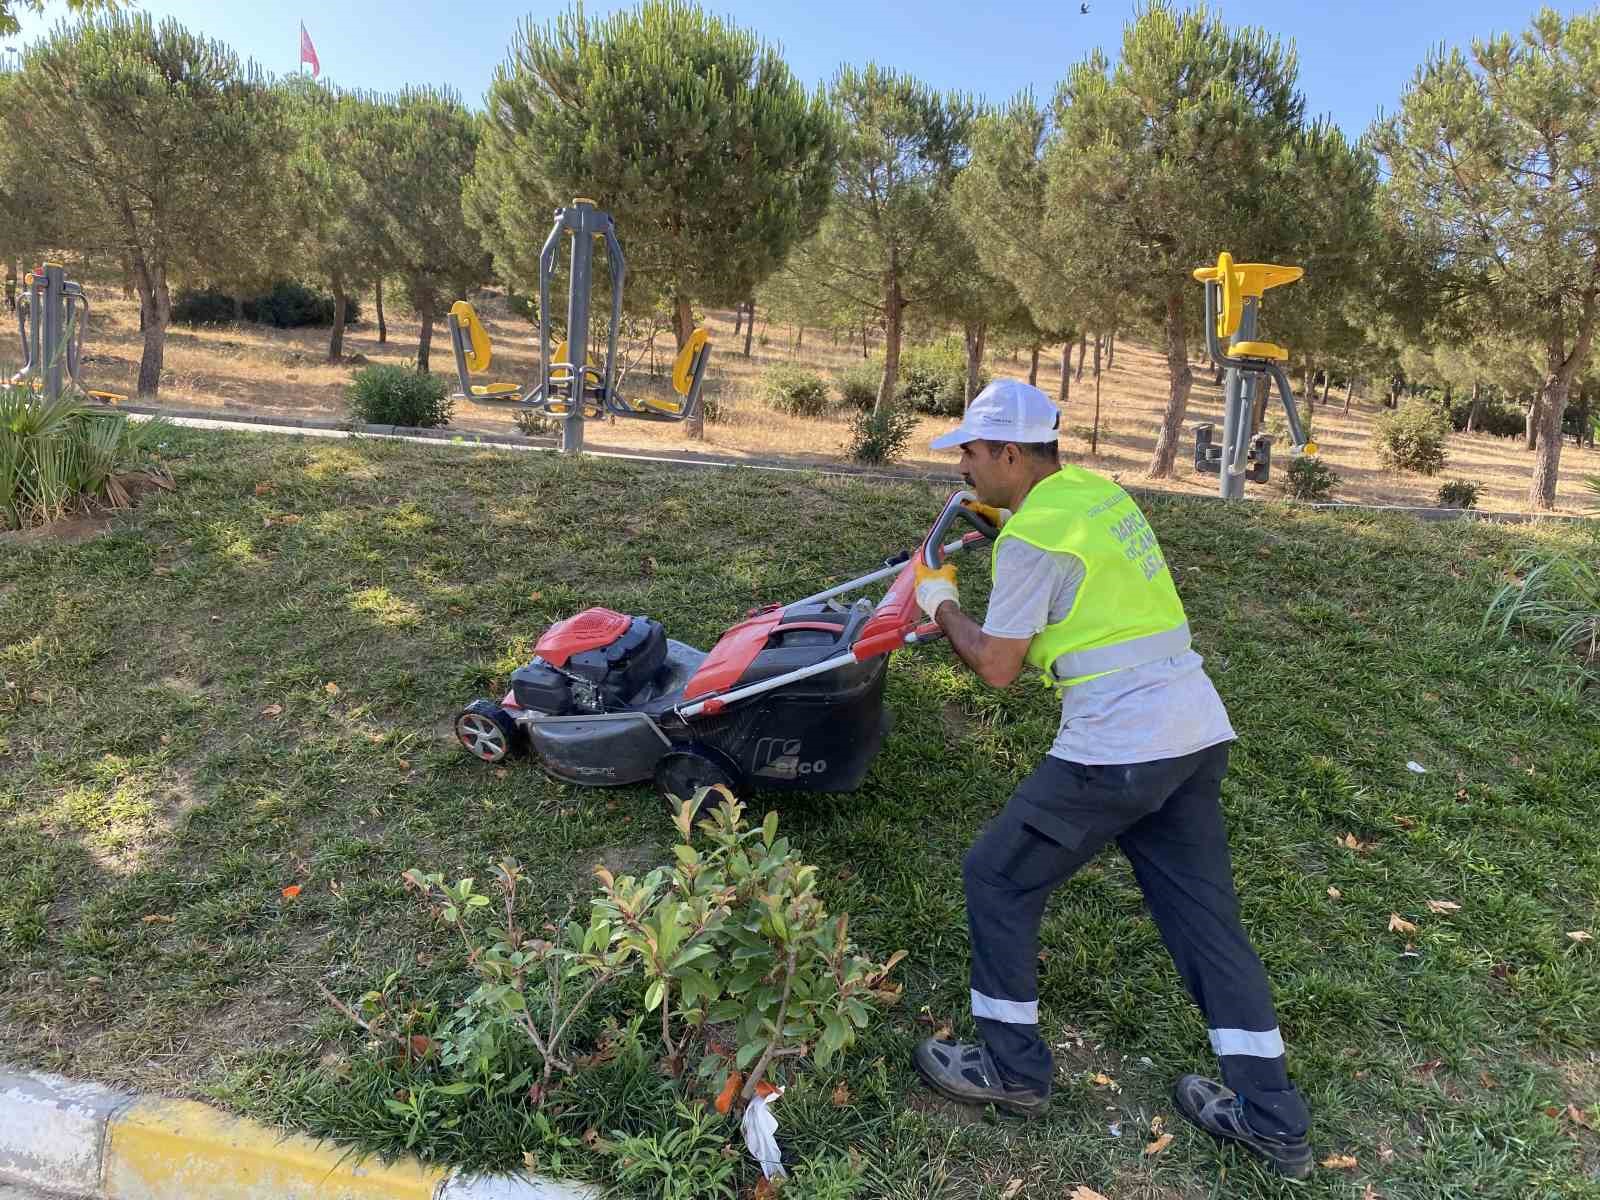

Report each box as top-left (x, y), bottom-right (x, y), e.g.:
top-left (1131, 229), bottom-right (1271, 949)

top-left (298, 21), bottom-right (320, 77)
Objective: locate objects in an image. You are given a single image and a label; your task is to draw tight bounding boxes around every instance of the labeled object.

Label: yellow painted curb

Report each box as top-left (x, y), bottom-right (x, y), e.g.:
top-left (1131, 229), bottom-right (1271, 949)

top-left (103, 1098), bottom-right (448, 1200)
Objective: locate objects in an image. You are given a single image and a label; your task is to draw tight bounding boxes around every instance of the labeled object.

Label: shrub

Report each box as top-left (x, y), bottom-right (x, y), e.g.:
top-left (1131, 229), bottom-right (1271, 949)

top-left (897, 339), bottom-right (986, 417)
top-left (1372, 402), bottom-right (1450, 475)
top-left (847, 403), bottom-right (918, 465)
top-left (762, 365), bottom-right (830, 417)
top-left (1265, 407), bottom-right (1313, 446)
top-left (1485, 551), bottom-right (1600, 668)
top-left (346, 365), bottom-right (453, 428)
top-left (243, 281), bottom-right (360, 328)
top-left (1, 385), bottom-right (173, 531)
top-left (602, 1101), bottom-right (737, 1200)
top-left (1280, 454), bottom-right (1340, 502)
top-left (513, 407), bottom-right (558, 438)
top-left (1449, 396), bottom-right (1525, 438)
top-left (1435, 479), bottom-right (1481, 509)
top-left (171, 287), bottom-right (237, 326)
top-left (834, 363), bottom-right (880, 412)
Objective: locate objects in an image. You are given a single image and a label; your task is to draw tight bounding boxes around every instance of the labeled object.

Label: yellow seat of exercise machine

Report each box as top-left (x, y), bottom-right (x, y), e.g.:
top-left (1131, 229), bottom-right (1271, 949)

top-left (1228, 340), bottom-right (1290, 362)
top-left (86, 389), bottom-right (126, 403)
top-left (549, 340), bottom-right (596, 383)
top-left (1192, 252), bottom-right (1304, 339)
top-left (449, 300), bottom-right (492, 372)
top-left (672, 328), bottom-right (709, 396)
top-left (470, 382), bottom-right (521, 397)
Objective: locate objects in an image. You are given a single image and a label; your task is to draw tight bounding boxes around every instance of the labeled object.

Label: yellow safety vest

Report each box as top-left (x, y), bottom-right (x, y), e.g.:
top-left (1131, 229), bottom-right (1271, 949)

top-left (994, 467), bottom-right (1191, 687)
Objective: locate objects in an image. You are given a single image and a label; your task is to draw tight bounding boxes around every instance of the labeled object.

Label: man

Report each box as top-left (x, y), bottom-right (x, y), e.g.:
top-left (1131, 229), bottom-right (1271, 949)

top-left (909, 379), bottom-right (1312, 1178)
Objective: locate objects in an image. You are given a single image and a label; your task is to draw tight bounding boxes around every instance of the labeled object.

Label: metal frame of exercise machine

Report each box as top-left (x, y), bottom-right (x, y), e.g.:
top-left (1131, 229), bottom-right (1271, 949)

top-left (1191, 252), bottom-right (1315, 499)
top-left (445, 198), bottom-right (711, 452)
top-left (11, 261), bottom-right (126, 404)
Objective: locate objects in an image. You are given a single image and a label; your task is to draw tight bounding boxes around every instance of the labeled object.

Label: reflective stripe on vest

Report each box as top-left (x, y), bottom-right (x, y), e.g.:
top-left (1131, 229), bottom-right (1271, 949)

top-left (994, 466), bottom-right (1190, 688)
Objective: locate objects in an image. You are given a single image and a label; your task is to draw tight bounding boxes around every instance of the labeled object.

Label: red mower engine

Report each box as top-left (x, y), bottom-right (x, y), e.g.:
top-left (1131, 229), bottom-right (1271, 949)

top-left (510, 607), bottom-right (668, 715)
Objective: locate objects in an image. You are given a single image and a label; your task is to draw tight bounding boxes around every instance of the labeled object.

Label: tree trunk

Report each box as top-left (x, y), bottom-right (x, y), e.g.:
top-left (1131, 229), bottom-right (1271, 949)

top-left (1028, 341), bottom-right (1040, 387)
top-left (796, 324), bottom-right (804, 349)
top-left (1092, 332), bottom-right (1102, 379)
top-left (328, 275), bottom-right (348, 363)
top-left (1344, 378), bottom-right (1355, 415)
top-left (1529, 313), bottom-right (1596, 509)
top-left (119, 255), bottom-right (133, 301)
top-left (1059, 341), bottom-right (1070, 404)
top-left (1524, 395), bottom-right (1539, 451)
top-left (415, 290), bottom-right (435, 372)
top-left (1148, 291), bottom-right (1194, 479)
top-left (875, 277), bottom-right (905, 415)
top-left (674, 293), bottom-right (703, 440)
top-left (1320, 371), bottom-right (1332, 407)
top-left (733, 303), bottom-right (744, 336)
top-left (232, 294), bottom-right (245, 322)
top-left (133, 262), bottom-right (170, 397)
top-left (1465, 380), bottom-right (1484, 433)
top-left (1105, 331), bottom-right (1115, 370)
top-left (861, 317), bottom-right (869, 360)
top-left (963, 320), bottom-right (986, 408)
top-left (742, 300), bottom-right (754, 358)
top-left (1075, 331), bottom-right (1088, 381)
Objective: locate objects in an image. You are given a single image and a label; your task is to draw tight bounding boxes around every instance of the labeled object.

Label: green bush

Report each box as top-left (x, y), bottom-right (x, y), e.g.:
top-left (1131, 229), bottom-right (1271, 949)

top-left (834, 363), bottom-right (880, 412)
top-left (897, 339), bottom-right (985, 417)
top-left (1486, 551), bottom-right (1600, 669)
top-left (1, 385), bottom-right (172, 530)
top-left (244, 281), bottom-right (360, 328)
top-left (847, 403), bottom-right (918, 465)
top-left (1436, 479), bottom-right (1481, 509)
top-left (1449, 396), bottom-right (1525, 438)
top-left (171, 287), bottom-right (237, 327)
top-left (762, 364), bottom-right (830, 417)
top-left (1372, 402), bottom-right (1450, 476)
top-left (1280, 454), bottom-right (1340, 502)
top-left (346, 365), bottom-right (453, 428)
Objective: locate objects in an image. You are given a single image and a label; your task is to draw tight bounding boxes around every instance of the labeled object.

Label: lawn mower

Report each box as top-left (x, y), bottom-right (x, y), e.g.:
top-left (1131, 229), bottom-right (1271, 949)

top-left (454, 490), bottom-right (998, 800)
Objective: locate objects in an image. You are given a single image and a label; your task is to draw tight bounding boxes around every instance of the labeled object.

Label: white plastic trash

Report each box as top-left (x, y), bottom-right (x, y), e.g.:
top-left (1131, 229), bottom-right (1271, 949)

top-left (741, 1088), bottom-right (787, 1180)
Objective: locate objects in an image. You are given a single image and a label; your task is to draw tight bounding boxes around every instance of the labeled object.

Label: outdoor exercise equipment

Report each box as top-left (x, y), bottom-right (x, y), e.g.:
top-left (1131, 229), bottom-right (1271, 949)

top-left (444, 199), bottom-right (712, 449)
top-left (454, 489), bottom-right (999, 801)
top-left (1191, 252), bottom-right (1315, 499)
top-left (11, 262), bottom-right (126, 404)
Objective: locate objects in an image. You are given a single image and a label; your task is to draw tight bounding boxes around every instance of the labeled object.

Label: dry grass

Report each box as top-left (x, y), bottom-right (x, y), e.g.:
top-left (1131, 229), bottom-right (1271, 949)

top-left (32, 287), bottom-right (1600, 513)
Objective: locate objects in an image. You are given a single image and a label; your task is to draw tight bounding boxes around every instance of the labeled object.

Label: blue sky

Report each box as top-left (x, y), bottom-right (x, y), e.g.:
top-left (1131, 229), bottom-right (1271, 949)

top-left (2, 0), bottom-right (1586, 138)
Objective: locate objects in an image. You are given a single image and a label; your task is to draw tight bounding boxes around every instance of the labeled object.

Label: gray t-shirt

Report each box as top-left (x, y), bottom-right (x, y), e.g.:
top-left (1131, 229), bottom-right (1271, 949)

top-left (982, 538), bottom-right (1236, 766)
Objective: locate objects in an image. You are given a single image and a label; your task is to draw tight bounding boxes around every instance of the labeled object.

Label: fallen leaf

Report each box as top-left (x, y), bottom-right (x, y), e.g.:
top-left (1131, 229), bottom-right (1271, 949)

top-left (27, 689), bottom-right (47, 703)
top-left (1069, 1189), bottom-right (1109, 1200)
top-left (159, 734), bottom-right (172, 746)
top-left (141, 914), bottom-right (173, 924)
top-left (1395, 815), bottom-right (1419, 829)
top-left (280, 885), bottom-right (302, 900)
top-left (254, 482), bottom-right (275, 496)
top-left (529, 591), bottom-right (543, 601)
top-left (582, 1127), bottom-right (600, 1148)
top-left (1546, 1106), bottom-right (1562, 1118)
top-left (1413, 1059), bottom-right (1444, 1077)
top-left (1479, 1072), bottom-right (1498, 1089)
top-left (831, 1082), bottom-right (851, 1107)
top-left (1388, 913), bottom-right (1418, 935)
top-left (1490, 962), bottom-right (1512, 980)
top-left (398, 759), bottom-right (411, 770)
top-left (933, 1023), bottom-right (953, 1041)
top-left (324, 681), bottom-right (340, 696)
top-left (1362, 1185), bottom-right (1381, 1200)
top-left (1327, 886), bottom-right (1342, 901)
top-left (1320, 1153), bottom-right (1359, 1170)
top-left (1000, 1178), bottom-right (1024, 1200)
top-left (753, 1180), bottom-right (781, 1200)
top-left (495, 768), bottom-right (508, 781)
top-left (1377, 1141), bottom-right (1395, 1163)
top-left (1144, 1132), bottom-right (1174, 1156)
top-left (1567, 930), bottom-right (1593, 943)
top-left (714, 1071), bottom-right (742, 1115)
top-left (1426, 899), bottom-right (1461, 915)
top-left (754, 1080), bottom-right (779, 1100)
top-left (260, 703), bottom-right (284, 718)
top-left (522, 1151), bottom-right (538, 1170)
top-left (409, 1035), bottom-right (431, 1058)
top-left (1338, 833), bottom-right (1375, 853)
top-left (1150, 1114), bottom-right (1165, 1136)
top-left (1567, 1104), bottom-right (1595, 1130)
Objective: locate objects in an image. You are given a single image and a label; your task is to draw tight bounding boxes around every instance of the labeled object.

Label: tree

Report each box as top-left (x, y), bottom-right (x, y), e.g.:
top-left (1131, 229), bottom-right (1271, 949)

top-left (0, 0), bottom-right (111, 38)
top-left (1041, 4), bottom-right (1357, 479)
top-left (468, 0), bottom-right (836, 433)
top-left (807, 65), bottom-right (972, 413)
top-left (344, 88), bottom-right (488, 372)
top-left (1373, 8), bottom-right (1600, 510)
top-left (1, 15), bottom-right (287, 395)
top-left (276, 79), bottom-right (387, 363)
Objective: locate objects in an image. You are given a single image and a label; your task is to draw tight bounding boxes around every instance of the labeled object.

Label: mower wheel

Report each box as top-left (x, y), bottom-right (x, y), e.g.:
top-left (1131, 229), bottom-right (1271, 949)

top-left (455, 700), bottom-right (524, 764)
top-left (654, 746), bottom-right (744, 814)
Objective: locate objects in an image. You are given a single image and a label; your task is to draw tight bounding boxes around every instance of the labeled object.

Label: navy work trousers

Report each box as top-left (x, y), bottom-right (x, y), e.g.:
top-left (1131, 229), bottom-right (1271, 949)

top-left (962, 743), bottom-right (1310, 1139)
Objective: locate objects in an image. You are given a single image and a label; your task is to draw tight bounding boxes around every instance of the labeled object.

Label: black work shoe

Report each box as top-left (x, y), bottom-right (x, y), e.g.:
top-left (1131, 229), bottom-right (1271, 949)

top-left (913, 1038), bottom-right (1049, 1117)
top-left (1172, 1074), bottom-right (1313, 1179)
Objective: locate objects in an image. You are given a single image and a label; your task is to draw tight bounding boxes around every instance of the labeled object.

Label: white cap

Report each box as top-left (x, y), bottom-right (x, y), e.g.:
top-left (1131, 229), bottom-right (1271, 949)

top-left (929, 378), bottom-right (1062, 450)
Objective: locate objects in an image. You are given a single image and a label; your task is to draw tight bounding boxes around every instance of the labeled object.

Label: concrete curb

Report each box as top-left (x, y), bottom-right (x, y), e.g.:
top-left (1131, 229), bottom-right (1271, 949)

top-left (108, 400), bottom-right (1596, 524)
top-left (1, 1069), bottom-right (596, 1200)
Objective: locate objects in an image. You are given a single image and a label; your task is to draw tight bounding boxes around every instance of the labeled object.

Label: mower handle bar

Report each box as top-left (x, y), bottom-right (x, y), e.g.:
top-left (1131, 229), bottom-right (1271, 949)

top-left (922, 490), bottom-right (1000, 569)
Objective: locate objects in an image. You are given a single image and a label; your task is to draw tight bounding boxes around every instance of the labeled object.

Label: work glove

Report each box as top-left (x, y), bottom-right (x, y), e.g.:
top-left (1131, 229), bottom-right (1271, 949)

top-left (961, 498), bottom-right (1012, 529)
top-left (914, 559), bottom-right (959, 621)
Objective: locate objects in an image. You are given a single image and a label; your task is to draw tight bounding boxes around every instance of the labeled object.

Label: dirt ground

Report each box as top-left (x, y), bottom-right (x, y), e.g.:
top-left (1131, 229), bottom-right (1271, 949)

top-left (32, 287), bottom-right (1600, 514)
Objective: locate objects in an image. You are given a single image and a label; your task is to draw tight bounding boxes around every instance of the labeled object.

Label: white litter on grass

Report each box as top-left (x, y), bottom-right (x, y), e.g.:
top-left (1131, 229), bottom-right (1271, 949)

top-left (1406, 761), bottom-right (1428, 774)
top-left (1108, 1122), bottom-right (1122, 1138)
top-left (741, 1089), bottom-right (787, 1180)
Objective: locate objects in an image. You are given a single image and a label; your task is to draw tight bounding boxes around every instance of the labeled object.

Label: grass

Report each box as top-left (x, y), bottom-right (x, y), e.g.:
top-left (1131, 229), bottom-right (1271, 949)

top-left (2, 426), bottom-right (1599, 1199)
top-left (32, 279), bottom-right (1600, 513)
